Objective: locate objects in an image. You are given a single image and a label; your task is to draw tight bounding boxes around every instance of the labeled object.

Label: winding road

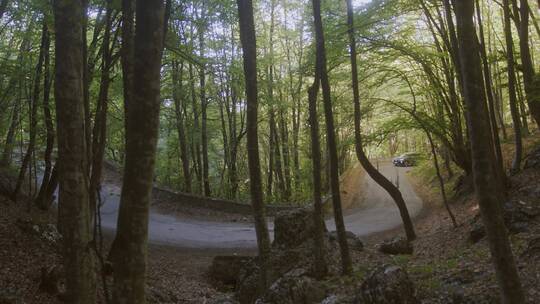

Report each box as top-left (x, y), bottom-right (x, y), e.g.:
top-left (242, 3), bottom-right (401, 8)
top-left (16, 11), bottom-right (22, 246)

top-left (99, 161), bottom-right (423, 249)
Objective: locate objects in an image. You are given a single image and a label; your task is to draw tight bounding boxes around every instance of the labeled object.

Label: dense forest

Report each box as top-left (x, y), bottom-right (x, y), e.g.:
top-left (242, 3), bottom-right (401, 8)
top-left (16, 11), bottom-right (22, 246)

top-left (1, 0), bottom-right (540, 303)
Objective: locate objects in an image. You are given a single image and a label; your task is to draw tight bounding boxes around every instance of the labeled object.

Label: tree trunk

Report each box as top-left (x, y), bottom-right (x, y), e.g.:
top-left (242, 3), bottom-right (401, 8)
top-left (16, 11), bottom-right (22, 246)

top-left (13, 17), bottom-right (48, 200)
top-left (111, 0), bottom-right (165, 303)
top-left (307, 54), bottom-right (328, 279)
top-left (313, 0), bottom-right (352, 275)
top-left (517, 0), bottom-right (540, 129)
top-left (199, 15), bottom-right (211, 197)
top-left (35, 19), bottom-right (54, 209)
top-left (172, 61), bottom-right (191, 193)
top-left (345, 0), bottom-right (416, 241)
top-left (236, 0), bottom-right (272, 291)
top-left (503, 0), bottom-right (523, 173)
top-left (53, 0), bottom-right (96, 301)
top-left (475, 0), bottom-right (506, 188)
top-left (454, 2), bottom-right (525, 303)
top-left (89, 0), bottom-right (113, 223)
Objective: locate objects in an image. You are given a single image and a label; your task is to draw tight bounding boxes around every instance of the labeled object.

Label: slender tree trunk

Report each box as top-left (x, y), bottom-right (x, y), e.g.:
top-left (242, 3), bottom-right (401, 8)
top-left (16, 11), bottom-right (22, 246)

top-left (53, 0), bottom-right (96, 301)
top-left (13, 17), bottom-right (48, 199)
top-left (279, 109), bottom-right (291, 200)
top-left (111, 0), bottom-right (165, 303)
top-left (35, 20), bottom-right (54, 209)
top-left (503, 0), bottom-right (523, 173)
top-left (516, 72), bottom-right (530, 135)
top-left (89, 0), bottom-right (113, 222)
top-left (1, 103), bottom-right (19, 167)
top-left (313, 0), bottom-right (352, 275)
top-left (198, 15), bottom-right (211, 197)
top-left (345, 0), bottom-right (416, 241)
top-left (517, 0), bottom-right (540, 129)
top-left (172, 61), bottom-right (191, 193)
top-left (475, 0), bottom-right (506, 188)
top-left (189, 62), bottom-right (202, 193)
top-left (307, 55), bottom-right (328, 279)
top-left (454, 2), bottom-right (525, 303)
top-left (236, 0), bottom-right (271, 292)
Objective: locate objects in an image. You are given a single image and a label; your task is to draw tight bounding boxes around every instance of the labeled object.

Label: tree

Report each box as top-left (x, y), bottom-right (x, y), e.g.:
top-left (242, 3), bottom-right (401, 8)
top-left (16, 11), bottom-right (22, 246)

top-left (312, 0), bottom-right (352, 275)
top-left (346, 0), bottom-right (416, 241)
top-left (454, 1), bottom-right (525, 303)
top-left (111, 0), bottom-right (165, 302)
top-left (236, 0), bottom-right (272, 291)
top-left (503, 0), bottom-right (523, 173)
top-left (53, 0), bottom-right (96, 301)
top-left (307, 46), bottom-right (328, 279)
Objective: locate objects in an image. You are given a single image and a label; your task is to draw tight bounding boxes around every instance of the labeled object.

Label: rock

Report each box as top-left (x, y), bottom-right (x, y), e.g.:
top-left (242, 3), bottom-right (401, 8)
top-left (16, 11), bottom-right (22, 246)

top-left (273, 208), bottom-right (325, 248)
top-left (210, 255), bottom-right (253, 286)
top-left (236, 258), bottom-right (261, 304)
top-left (378, 237), bottom-right (413, 255)
top-left (328, 231), bottom-right (364, 251)
top-left (358, 265), bottom-right (418, 304)
top-left (256, 268), bottom-right (326, 304)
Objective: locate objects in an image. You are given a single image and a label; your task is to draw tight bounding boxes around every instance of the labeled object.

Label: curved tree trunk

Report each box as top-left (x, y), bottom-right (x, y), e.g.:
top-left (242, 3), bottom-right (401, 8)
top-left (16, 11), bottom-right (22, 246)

top-left (345, 0), bottom-right (416, 241)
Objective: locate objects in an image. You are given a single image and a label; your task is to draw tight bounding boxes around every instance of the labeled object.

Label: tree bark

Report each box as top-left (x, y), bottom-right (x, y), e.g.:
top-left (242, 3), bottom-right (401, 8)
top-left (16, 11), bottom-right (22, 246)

top-left (503, 0), bottom-right (523, 173)
top-left (517, 0), bottom-right (540, 129)
top-left (454, 2), bottom-right (525, 303)
top-left (89, 0), bottom-right (113, 222)
top-left (198, 11), bottom-right (211, 197)
top-left (307, 54), bottom-right (328, 279)
top-left (53, 0), bottom-right (96, 301)
top-left (236, 0), bottom-right (272, 291)
top-left (313, 0), bottom-right (352, 275)
top-left (111, 0), bottom-right (165, 303)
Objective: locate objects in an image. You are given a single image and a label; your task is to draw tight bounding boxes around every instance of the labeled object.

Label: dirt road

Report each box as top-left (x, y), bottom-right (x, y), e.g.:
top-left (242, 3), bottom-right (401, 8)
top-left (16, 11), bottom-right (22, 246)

top-left (99, 160), bottom-right (423, 248)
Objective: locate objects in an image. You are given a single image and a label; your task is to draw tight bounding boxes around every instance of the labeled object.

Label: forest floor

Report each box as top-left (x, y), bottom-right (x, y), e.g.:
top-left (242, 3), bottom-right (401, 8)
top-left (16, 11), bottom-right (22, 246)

top-left (1, 134), bottom-right (540, 303)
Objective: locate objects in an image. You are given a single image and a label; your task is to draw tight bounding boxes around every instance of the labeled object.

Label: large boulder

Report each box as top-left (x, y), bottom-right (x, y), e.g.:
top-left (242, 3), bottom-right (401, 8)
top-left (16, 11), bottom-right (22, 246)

top-left (210, 255), bottom-right (253, 286)
top-left (236, 208), bottom-right (338, 304)
top-left (358, 265), bottom-right (418, 304)
top-left (273, 208), bottom-right (325, 248)
top-left (255, 268), bottom-right (326, 304)
top-left (378, 237), bottom-right (413, 255)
